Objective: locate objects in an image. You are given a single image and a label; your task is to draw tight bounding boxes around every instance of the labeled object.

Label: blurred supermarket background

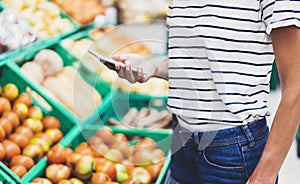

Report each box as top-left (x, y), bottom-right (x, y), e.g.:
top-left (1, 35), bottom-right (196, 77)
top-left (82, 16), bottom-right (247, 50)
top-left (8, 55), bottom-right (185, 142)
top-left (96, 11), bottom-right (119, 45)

top-left (0, 0), bottom-right (299, 184)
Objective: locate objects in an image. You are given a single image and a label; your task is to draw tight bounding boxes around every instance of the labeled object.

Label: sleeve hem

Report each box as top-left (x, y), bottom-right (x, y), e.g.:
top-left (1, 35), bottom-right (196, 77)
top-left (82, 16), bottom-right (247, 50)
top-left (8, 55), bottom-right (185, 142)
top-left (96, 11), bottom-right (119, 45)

top-left (266, 19), bottom-right (300, 35)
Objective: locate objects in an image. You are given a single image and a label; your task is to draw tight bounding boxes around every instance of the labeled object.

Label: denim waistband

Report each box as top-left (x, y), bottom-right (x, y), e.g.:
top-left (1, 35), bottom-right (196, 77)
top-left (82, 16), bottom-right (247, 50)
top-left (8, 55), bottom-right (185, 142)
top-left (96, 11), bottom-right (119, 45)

top-left (173, 116), bottom-right (268, 148)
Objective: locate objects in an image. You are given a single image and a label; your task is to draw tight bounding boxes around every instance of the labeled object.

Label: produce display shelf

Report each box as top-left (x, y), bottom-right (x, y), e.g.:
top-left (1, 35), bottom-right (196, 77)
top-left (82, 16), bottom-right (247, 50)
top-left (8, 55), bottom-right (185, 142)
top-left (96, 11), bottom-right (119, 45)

top-left (0, 62), bottom-right (77, 184)
top-left (58, 28), bottom-right (113, 95)
top-left (60, 28), bottom-right (169, 99)
top-left (24, 125), bottom-right (172, 184)
top-left (9, 43), bottom-right (112, 125)
top-left (0, 1), bottom-right (80, 63)
top-left (97, 90), bottom-right (171, 131)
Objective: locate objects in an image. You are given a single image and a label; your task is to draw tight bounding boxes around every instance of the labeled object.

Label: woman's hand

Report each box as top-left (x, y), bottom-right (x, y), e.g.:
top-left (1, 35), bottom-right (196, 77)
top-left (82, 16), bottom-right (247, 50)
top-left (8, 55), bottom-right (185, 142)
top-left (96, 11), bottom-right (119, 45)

top-left (112, 54), bottom-right (158, 83)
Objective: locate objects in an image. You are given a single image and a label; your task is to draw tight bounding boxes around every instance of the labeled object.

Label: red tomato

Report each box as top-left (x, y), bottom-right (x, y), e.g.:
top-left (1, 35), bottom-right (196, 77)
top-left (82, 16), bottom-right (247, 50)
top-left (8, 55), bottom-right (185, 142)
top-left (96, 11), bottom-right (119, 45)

top-left (42, 116), bottom-right (61, 129)
top-left (9, 133), bottom-right (30, 149)
top-left (31, 177), bottom-right (53, 184)
top-left (11, 165), bottom-right (27, 178)
top-left (0, 142), bottom-right (6, 160)
top-left (91, 172), bottom-right (111, 184)
top-left (0, 117), bottom-right (13, 135)
top-left (45, 164), bottom-right (71, 183)
top-left (11, 155), bottom-right (35, 170)
top-left (47, 145), bottom-right (67, 164)
top-left (2, 139), bottom-right (21, 160)
top-left (15, 125), bottom-right (34, 139)
top-left (2, 111), bottom-right (20, 129)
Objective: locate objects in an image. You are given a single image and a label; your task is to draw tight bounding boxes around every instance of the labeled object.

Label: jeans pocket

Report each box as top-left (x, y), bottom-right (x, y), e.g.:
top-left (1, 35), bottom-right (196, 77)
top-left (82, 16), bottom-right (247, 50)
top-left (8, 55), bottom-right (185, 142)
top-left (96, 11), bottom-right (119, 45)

top-left (202, 143), bottom-right (245, 171)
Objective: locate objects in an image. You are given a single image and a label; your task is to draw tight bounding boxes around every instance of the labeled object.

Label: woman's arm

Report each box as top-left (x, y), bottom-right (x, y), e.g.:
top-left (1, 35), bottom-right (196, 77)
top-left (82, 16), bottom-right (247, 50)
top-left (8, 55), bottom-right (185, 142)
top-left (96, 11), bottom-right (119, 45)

top-left (247, 26), bottom-right (300, 183)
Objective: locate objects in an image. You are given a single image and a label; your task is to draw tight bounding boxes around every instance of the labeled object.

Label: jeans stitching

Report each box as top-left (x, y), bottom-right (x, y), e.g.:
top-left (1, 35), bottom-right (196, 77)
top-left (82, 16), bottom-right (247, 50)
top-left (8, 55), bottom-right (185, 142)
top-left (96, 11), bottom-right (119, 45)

top-left (202, 146), bottom-right (245, 171)
top-left (238, 141), bottom-right (250, 178)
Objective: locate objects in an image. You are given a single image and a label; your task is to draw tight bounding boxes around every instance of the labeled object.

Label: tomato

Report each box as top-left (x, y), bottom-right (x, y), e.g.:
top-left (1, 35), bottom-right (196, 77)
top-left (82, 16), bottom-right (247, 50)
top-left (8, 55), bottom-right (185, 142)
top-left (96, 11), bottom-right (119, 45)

top-left (3, 83), bottom-right (19, 101)
top-left (45, 129), bottom-right (63, 144)
top-left (13, 102), bottom-right (29, 120)
top-left (23, 118), bottom-right (44, 133)
top-left (91, 172), bottom-right (111, 184)
top-left (47, 145), bottom-right (67, 164)
top-left (30, 137), bottom-right (50, 153)
top-left (95, 158), bottom-right (116, 181)
top-left (42, 116), bottom-right (61, 129)
top-left (28, 106), bottom-right (43, 120)
top-left (0, 117), bottom-right (13, 135)
top-left (122, 160), bottom-right (135, 177)
top-left (133, 149), bottom-right (153, 166)
top-left (2, 111), bottom-right (20, 129)
top-left (10, 165), bottom-right (27, 178)
top-left (111, 142), bottom-right (130, 158)
top-left (66, 152), bottom-right (81, 169)
top-left (145, 163), bottom-right (163, 182)
top-left (74, 155), bottom-right (95, 180)
top-left (45, 164), bottom-right (71, 183)
top-left (135, 137), bottom-right (157, 151)
top-left (32, 177), bottom-right (53, 184)
top-left (65, 148), bottom-right (73, 155)
top-left (9, 133), bottom-right (30, 149)
top-left (95, 127), bottom-right (114, 145)
top-left (69, 178), bottom-right (84, 184)
top-left (11, 155), bottom-right (35, 170)
top-left (35, 132), bottom-right (53, 145)
top-left (74, 142), bottom-right (93, 156)
top-left (2, 139), bottom-right (21, 160)
top-left (131, 167), bottom-right (151, 184)
top-left (122, 180), bottom-right (138, 184)
top-left (15, 125), bottom-right (34, 139)
top-left (22, 144), bottom-right (43, 161)
top-left (104, 149), bottom-right (124, 163)
top-left (57, 179), bottom-right (72, 184)
top-left (114, 133), bottom-right (128, 143)
top-left (14, 93), bottom-right (32, 107)
top-left (88, 136), bottom-right (104, 146)
top-left (0, 126), bottom-right (6, 141)
top-left (90, 143), bottom-right (109, 158)
top-left (0, 142), bottom-right (6, 160)
top-left (152, 149), bottom-right (166, 163)
top-left (0, 97), bottom-right (11, 113)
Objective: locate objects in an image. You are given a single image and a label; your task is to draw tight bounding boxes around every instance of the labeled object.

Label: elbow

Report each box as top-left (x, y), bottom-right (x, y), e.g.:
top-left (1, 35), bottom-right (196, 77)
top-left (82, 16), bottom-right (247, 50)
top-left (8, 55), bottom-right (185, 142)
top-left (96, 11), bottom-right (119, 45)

top-left (281, 86), bottom-right (300, 110)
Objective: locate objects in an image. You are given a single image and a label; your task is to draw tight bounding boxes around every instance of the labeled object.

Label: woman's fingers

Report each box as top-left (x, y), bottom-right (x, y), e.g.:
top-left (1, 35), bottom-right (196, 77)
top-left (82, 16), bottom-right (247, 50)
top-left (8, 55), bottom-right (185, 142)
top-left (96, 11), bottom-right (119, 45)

top-left (137, 67), bottom-right (145, 82)
top-left (125, 64), bottom-right (137, 83)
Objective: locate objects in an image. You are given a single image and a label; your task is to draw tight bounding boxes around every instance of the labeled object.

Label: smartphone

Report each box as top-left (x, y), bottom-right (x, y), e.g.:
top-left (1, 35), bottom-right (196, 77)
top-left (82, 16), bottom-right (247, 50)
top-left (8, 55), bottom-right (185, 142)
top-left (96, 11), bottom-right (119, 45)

top-left (88, 49), bottom-right (146, 75)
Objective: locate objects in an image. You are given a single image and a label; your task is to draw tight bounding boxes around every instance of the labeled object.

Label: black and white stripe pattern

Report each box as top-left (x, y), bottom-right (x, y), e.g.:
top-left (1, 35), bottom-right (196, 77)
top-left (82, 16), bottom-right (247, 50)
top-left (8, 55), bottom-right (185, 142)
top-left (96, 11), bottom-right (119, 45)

top-left (167, 0), bottom-right (300, 128)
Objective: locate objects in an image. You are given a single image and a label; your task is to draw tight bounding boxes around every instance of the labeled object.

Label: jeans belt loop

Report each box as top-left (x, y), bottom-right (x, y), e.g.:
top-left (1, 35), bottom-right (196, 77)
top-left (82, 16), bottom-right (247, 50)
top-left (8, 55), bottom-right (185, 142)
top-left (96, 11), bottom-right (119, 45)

top-left (241, 124), bottom-right (255, 148)
top-left (193, 132), bottom-right (200, 145)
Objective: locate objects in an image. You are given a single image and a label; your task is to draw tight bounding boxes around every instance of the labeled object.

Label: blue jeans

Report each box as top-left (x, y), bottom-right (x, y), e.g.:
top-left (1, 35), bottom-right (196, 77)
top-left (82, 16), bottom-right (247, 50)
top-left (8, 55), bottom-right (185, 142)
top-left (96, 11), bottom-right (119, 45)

top-left (164, 117), bottom-right (278, 184)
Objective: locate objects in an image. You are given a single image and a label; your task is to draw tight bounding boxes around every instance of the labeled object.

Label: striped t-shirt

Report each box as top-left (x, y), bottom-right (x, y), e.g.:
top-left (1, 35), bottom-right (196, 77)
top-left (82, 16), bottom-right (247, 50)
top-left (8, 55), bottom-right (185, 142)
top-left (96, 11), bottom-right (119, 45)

top-left (167, 0), bottom-right (300, 130)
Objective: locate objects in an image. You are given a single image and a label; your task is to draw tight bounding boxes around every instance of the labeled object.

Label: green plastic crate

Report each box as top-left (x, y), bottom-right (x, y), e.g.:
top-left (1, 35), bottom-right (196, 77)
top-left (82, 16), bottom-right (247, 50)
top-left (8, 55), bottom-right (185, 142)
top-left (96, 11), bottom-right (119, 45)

top-left (10, 44), bottom-right (112, 124)
top-left (270, 62), bottom-right (280, 91)
top-left (0, 166), bottom-right (16, 184)
top-left (25, 125), bottom-right (172, 184)
top-left (0, 1), bottom-right (80, 63)
top-left (0, 62), bottom-right (77, 184)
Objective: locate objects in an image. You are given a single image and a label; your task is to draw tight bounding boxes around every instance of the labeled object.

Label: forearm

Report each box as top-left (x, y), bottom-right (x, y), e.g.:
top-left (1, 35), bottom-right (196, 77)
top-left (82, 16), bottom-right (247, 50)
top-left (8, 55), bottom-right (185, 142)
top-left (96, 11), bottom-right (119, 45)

top-left (249, 88), bottom-right (300, 183)
top-left (153, 56), bottom-right (169, 80)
